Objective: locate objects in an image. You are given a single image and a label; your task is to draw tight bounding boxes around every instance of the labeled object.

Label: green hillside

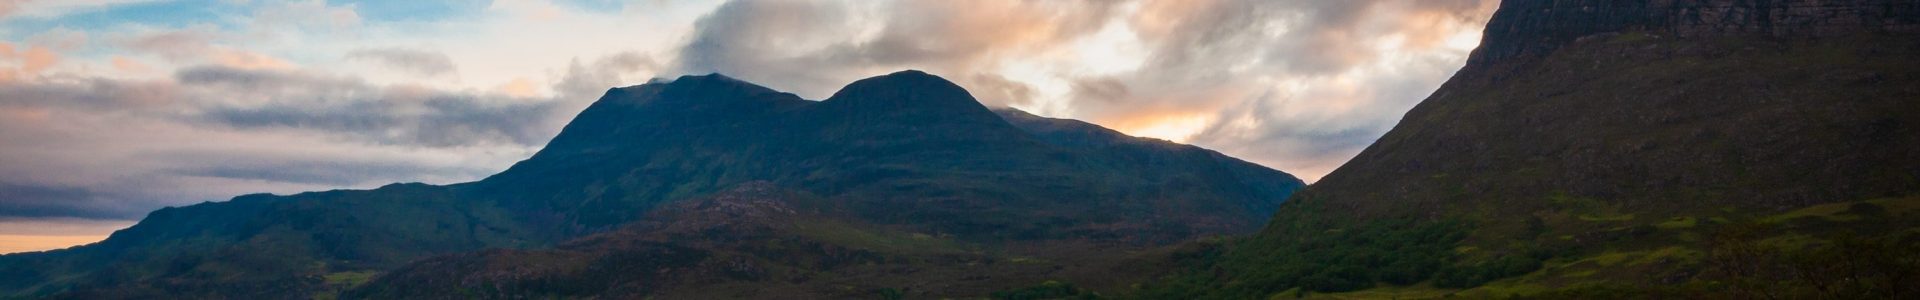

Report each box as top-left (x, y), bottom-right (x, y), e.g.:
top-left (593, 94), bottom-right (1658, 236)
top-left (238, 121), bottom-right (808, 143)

top-left (1136, 0), bottom-right (1920, 298)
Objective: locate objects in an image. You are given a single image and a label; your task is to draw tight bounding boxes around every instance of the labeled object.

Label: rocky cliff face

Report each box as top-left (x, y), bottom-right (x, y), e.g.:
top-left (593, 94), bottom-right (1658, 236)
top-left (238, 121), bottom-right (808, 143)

top-left (1474, 0), bottom-right (1920, 63)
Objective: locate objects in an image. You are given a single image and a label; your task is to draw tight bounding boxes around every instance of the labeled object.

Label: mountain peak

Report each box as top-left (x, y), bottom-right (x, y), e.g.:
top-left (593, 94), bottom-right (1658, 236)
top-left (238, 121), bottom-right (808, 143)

top-left (820, 70), bottom-right (987, 114)
top-left (667, 72), bottom-right (744, 86)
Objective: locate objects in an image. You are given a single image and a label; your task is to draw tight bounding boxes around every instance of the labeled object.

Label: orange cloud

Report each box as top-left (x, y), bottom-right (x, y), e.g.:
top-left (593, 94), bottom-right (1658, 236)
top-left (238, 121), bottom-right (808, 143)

top-left (22, 45), bottom-right (60, 74)
top-left (0, 42), bottom-right (60, 78)
top-left (110, 56), bottom-right (151, 73)
top-left (1131, 0), bottom-right (1221, 39)
top-left (496, 77), bottom-right (542, 98)
top-left (1111, 112), bottom-right (1217, 143)
top-left (211, 50), bottom-right (294, 70)
top-left (1, 106), bottom-right (54, 124)
top-left (1384, 1), bottom-right (1499, 51)
top-left (0, 1), bottom-right (17, 19)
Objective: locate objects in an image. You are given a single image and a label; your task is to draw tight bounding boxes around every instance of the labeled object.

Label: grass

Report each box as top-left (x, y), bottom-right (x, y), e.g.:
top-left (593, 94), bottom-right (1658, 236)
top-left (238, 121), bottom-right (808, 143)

top-left (1295, 285), bottom-right (1453, 299)
top-left (791, 219), bottom-right (969, 255)
top-left (1459, 281), bottom-right (1554, 299)
top-left (313, 271), bottom-right (380, 300)
top-left (1311, 194), bottom-right (1915, 298)
top-left (323, 271), bottom-right (379, 286)
top-left (1654, 217), bottom-right (1696, 229)
top-left (1557, 269), bottom-right (1596, 278)
top-left (1577, 213), bottom-right (1635, 222)
top-left (1580, 252), bottom-right (1634, 267)
top-left (1763, 196), bottom-right (1920, 223)
top-left (1626, 247), bottom-right (1700, 266)
top-left (1548, 193), bottom-right (1637, 222)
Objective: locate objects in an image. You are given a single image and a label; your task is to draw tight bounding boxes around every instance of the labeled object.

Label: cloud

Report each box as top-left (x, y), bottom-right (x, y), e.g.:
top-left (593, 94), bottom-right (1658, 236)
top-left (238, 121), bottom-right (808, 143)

top-left (0, 1), bottom-right (686, 222)
top-left (0, 1), bottom-right (16, 19)
top-left (552, 51), bottom-right (661, 100)
top-left (346, 48), bottom-right (458, 76)
top-left (0, 217), bottom-right (133, 235)
top-left (673, 0), bottom-right (1118, 103)
top-left (0, 183), bottom-right (136, 220)
top-left (176, 65), bottom-right (564, 147)
top-left (0, 0), bottom-right (1503, 224)
top-left (119, 27), bottom-right (298, 70)
top-left (0, 0), bottom-right (162, 20)
top-left (248, 0), bottom-right (362, 35)
top-left (0, 65), bottom-right (558, 219)
top-left (122, 27), bottom-right (222, 61)
top-left (672, 0), bottom-right (1498, 181)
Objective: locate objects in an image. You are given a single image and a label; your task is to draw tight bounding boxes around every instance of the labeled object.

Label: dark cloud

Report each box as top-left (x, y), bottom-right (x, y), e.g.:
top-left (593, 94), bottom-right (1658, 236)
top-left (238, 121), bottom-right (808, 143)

top-left (553, 51), bottom-right (661, 100)
top-left (1070, 77), bottom-right (1132, 104)
top-left (0, 182), bottom-right (155, 220)
top-left (159, 153), bottom-right (478, 186)
top-left (198, 89), bottom-right (560, 147)
top-left (175, 65), bottom-right (562, 147)
top-left (346, 48), bottom-right (458, 76)
top-left (676, 0), bottom-right (860, 98)
top-left (0, 64), bottom-right (565, 220)
top-left (965, 73), bottom-right (1038, 107)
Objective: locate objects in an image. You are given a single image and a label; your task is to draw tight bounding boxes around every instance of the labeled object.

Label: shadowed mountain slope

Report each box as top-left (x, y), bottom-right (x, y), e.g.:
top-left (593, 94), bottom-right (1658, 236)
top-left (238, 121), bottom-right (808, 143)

top-left (1140, 0), bottom-right (1920, 298)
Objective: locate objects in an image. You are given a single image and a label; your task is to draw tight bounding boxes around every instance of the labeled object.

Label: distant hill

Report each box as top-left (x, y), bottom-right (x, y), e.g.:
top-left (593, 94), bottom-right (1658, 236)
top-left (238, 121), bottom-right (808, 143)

top-left (0, 70), bottom-right (1304, 298)
top-left (1140, 0), bottom-right (1920, 298)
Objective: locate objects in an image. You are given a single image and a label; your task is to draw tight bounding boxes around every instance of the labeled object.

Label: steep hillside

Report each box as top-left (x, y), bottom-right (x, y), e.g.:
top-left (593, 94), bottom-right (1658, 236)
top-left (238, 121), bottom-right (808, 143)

top-left (0, 71), bottom-right (1304, 298)
top-left (1141, 0), bottom-right (1920, 298)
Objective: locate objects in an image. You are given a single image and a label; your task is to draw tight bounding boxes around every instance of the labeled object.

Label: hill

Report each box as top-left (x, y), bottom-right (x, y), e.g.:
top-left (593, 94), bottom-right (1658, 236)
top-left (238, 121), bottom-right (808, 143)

top-left (1139, 0), bottom-right (1920, 298)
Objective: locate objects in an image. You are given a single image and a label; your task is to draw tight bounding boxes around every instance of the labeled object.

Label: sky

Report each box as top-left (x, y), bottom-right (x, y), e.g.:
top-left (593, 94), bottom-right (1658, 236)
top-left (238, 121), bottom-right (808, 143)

top-left (0, 0), bottom-right (1499, 253)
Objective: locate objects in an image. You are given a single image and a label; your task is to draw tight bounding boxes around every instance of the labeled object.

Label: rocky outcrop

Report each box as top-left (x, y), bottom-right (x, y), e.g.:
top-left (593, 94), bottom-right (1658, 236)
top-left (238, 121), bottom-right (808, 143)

top-left (1473, 0), bottom-right (1920, 63)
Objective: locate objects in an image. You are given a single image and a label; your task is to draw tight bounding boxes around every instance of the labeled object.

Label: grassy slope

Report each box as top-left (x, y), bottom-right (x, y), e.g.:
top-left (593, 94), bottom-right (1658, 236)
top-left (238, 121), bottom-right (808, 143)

top-left (1132, 32), bottom-right (1920, 299)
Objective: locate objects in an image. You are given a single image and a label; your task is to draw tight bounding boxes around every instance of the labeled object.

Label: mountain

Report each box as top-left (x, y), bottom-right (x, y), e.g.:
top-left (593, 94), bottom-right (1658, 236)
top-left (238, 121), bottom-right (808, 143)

top-left (471, 71), bottom-right (1300, 241)
top-left (1140, 0), bottom-right (1920, 298)
top-left (0, 70), bottom-right (1304, 298)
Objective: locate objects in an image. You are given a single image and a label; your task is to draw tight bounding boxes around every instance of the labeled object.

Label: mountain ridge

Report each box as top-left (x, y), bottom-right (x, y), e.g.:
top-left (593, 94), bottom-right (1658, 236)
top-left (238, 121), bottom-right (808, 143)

top-left (0, 70), bottom-right (1306, 299)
